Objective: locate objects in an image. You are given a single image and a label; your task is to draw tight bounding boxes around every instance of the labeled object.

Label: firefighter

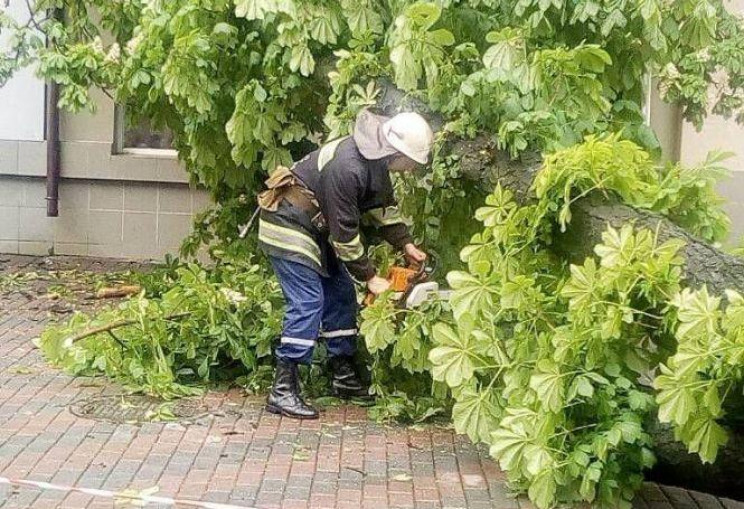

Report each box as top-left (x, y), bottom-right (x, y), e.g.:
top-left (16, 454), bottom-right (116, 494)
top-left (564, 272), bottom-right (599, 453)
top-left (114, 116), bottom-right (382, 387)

top-left (256, 108), bottom-right (434, 419)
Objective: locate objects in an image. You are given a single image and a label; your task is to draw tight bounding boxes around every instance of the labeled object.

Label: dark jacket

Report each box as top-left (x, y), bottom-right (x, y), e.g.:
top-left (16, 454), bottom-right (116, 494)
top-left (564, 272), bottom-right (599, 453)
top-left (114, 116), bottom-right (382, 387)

top-left (258, 136), bottom-right (412, 281)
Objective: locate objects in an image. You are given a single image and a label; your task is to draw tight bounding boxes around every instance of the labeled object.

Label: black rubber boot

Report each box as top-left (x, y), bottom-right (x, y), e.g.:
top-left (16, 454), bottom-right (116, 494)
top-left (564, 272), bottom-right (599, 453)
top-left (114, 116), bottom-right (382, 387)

top-left (266, 359), bottom-right (319, 420)
top-left (329, 356), bottom-right (371, 399)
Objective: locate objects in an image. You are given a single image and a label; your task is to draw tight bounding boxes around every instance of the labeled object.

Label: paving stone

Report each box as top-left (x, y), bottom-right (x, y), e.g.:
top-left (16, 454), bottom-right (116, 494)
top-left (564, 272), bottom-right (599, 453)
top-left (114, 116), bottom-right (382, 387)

top-left (0, 255), bottom-right (736, 509)
top-left (284, 486), bottom-right (311, 500)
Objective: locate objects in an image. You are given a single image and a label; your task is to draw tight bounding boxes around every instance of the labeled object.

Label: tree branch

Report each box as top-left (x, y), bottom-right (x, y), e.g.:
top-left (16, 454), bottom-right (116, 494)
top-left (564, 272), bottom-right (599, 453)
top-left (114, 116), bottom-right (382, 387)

top-left (68, 312), bottom-right (191, 344)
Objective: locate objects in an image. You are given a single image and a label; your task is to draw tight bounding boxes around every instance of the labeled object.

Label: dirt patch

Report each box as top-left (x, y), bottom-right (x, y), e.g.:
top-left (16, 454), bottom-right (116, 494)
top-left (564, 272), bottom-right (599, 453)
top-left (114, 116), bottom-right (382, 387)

top-left (0, 255), bottom-right (155, 315)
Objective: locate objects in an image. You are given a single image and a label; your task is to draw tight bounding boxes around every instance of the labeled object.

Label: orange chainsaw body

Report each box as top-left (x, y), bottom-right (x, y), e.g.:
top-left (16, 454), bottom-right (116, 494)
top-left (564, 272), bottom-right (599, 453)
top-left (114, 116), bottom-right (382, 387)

top-left (387, 266), bottom-right (418, 292)
top-left (363, 265), bottom-right (420, 306)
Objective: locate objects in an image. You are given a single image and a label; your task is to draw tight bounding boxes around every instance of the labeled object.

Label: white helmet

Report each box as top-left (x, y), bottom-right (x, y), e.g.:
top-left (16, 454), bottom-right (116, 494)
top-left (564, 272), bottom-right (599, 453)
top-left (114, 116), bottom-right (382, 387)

top-left (382, 112), bottom-right (435, 165)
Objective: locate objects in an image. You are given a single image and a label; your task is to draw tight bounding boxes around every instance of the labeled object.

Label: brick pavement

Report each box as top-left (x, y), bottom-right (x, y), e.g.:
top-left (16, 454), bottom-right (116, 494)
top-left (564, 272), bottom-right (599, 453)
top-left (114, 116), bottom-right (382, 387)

top-left (0, 255), bottom-right (741, 509)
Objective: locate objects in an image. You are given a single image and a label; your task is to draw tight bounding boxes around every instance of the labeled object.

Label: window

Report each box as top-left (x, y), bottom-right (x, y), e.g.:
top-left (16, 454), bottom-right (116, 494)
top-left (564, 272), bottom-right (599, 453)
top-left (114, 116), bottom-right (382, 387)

top-left (113, 106), bottom-right (177, 157)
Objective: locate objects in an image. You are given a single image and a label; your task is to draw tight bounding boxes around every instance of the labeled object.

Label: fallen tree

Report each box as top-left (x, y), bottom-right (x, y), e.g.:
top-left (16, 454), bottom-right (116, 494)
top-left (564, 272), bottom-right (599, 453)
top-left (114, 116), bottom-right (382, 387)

top-left (378, 83), bottom-right (744, 297)
top-left (377, 79), bottom-right (744, 502)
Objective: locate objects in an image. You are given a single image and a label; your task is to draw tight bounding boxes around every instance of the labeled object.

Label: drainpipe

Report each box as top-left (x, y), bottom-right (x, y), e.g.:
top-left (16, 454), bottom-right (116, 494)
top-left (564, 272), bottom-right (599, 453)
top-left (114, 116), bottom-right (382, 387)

top-left (45, 7), bottom-right (63, 218)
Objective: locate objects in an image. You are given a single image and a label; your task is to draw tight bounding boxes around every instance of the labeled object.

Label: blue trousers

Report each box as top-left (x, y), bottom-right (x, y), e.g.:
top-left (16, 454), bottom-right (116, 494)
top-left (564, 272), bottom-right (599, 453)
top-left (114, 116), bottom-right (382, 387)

top-left (270, 257), bottom-right (358, 365)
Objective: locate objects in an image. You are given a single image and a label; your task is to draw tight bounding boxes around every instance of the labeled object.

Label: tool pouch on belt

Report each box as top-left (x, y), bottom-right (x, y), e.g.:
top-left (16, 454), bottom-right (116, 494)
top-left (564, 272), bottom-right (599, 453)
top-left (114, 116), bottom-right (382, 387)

top-left (257, 166), bottom-right (327, 231)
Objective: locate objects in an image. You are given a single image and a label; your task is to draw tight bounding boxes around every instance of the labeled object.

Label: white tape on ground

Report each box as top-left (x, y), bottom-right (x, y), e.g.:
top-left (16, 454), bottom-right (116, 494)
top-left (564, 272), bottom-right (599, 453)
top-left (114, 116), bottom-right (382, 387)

top-left (0, 476), bottom-right (256, 508)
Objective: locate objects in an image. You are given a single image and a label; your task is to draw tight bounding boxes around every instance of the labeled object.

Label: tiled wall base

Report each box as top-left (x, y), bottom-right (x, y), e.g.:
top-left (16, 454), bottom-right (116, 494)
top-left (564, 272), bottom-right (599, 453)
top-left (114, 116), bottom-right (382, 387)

top-left (0, 176), bottom-right (211, 260)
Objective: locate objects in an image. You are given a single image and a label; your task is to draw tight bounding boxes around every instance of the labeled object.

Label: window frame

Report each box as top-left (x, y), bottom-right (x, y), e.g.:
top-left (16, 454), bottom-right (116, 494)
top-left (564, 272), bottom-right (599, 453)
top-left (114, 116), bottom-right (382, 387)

top-left (113, 105), bottom-right (178, 158)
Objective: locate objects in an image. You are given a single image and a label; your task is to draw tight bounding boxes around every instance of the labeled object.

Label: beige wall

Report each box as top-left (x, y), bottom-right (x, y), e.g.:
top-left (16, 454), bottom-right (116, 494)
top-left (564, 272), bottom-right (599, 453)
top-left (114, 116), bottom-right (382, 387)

top-left (0, 89), bottom-right (211, 260)
top-left (0, 1), bottom-right (45, 141)
top-left (679, 116), bottom-right (744, 246)
top-left (0, 178), bottom-right (210, 258)
top-left (648, 83), bottom-right (682, 163)
top-left (647, 0), bottom-right (744, 246)
top-left (677, 0), bottom-right (744, 245)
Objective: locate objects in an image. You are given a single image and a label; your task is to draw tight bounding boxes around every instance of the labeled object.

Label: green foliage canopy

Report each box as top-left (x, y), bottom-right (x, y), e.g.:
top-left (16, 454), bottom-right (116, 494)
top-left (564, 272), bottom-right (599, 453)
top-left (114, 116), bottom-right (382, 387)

top-left (2, 0), bottom-right (743, 203)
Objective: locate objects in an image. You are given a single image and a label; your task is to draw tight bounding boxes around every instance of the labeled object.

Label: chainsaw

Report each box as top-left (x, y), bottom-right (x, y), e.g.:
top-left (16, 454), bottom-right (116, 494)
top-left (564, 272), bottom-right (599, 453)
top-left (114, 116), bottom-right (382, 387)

top-left (363, 256), bottom-right (451, 309)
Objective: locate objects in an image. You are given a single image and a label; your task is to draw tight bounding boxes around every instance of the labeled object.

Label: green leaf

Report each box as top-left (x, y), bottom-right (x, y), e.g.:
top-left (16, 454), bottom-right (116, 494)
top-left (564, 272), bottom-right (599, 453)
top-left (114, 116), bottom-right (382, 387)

top-left (405, 2), bottom-right (442, 30)
top-left (672, 287), bottom-right (721, 340)
top-left (616, 419), bottom-right (643, 443)
top-left (571, 1), bottom-right (600, 23)
top-left (669, 346), bottom-right (709, 378)
top-left (447, 271), bottom-right (497, 320)
top-left (703, 384), bottom-right (722, 417)
top-left (576, 376), bottom-right (594, 398)
top-left (525, 444), bottom-right (554, 476)
top-left (500, 275), bottom-right (535, 310)
top-left (360, 302), bottom-right (396, 353)
top-left (289, 44), bottom-right (315, 76)
top-left (460, 80), bottom-right (476, 97)
top-left (528, 469), bottom-right (557, 509)
top-left (529, 363), bottom-right (565, 413)
top-left (580, 462), bottom-right (602, 502)
top-left (483, 29), bottom-right (526, 80)
top-left (452, 386), bottom-right (501, 444)
top-left (198, 357), bottom-right (209, 378)
top-left (724, 290), bottom-right (744, 330)
top-left (638, 0), bottom-right (659, 20)
top-left (429, 323), bottom-right (482, 388)
top-left (575, 46), bottom-right (612, 73)
top-left (343, 3), bottom-right (383, 35)
top-left (490, 427), bottom-right (530, 472)
top-left (594, 224), bottom-right (633, 268)
top-left (253, 83), bottom-right (267, 102)
top-left (390, 44), bottom-right (419, 91)
top-left (628, 390), bottom-right (653, 411)
top-left (309, 13), bottom-right (340, 45)
top-left (601, 9), bottom-right (627, 37)
top-left (213, 22), bottom-right (236, 36)
top-left (655, 366), bottom-right (697, 426)
top-left (687, 417), bottom-right (728, 464)
top-left (262, 145), bottom-right (292, 172)
top-left (428, 29), bottom-right (455, 46)
top-left (561, 259), bottom-right (597, 308)
top-left (235, 0), bottom-right (291, 20)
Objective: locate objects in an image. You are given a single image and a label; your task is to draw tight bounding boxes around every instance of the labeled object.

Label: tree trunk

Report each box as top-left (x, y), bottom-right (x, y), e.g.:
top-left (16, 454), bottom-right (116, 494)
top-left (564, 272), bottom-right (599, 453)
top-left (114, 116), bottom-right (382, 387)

top-left (447, 134), bottom-right (744, 296)
top-left (376, 79), bottom-right (744, 295)
top-left (555, 196), bottom-right (744, 295)
top-left (648, 420), bottom-right (744, 500)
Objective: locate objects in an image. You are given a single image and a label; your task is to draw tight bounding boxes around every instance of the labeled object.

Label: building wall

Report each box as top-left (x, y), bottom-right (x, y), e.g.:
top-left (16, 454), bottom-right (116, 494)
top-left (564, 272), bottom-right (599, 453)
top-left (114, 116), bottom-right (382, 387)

top-left (0, 90), bottom-right (211, 260)
top-left (0, 2), bottom-right (213, 260)
top-left (650, 0), bottom-right (744, 246)
top-left (680, 118), bottom-right (744, 246)
top-left (0, 177), bottom-right (210, 258)
top-left (0, 1), bottom-right (45, 141)
top-left (679, 0), bottom-right (744, 245)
